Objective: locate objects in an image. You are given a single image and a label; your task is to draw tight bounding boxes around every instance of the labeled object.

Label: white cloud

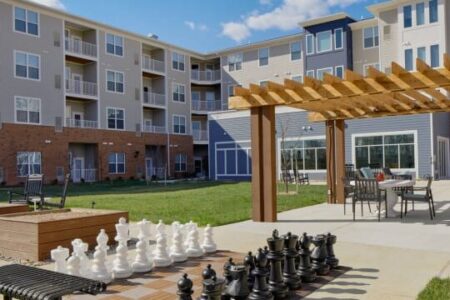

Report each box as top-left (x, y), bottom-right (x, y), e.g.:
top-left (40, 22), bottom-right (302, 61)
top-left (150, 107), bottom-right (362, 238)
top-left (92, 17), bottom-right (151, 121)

top-left (185, 21), bottom-right (208, 32)
top-left (28, 0), bottom-right (65, 10)
top-left (221, 22), bottom-right (251, 42)
top-left (259, 0), bottom-right (272, 5)
top-left (185, 21), bottom-right (196, 30)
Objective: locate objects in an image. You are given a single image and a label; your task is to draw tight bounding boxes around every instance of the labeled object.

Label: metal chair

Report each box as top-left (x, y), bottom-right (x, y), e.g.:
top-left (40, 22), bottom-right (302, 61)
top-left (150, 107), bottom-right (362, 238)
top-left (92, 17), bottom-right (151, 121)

top-left (400, 175), bottom-right (435, 220)
top-left (343, 176), bottom-right (355, 215)
top-left (43, 174), bottom-right (70, 209)
top-left (296, 171), bottom-right (309, 185)
top-left (353, 178), bottom-right (387, 222)
top-left (8, 174), bottom-right (44, 206)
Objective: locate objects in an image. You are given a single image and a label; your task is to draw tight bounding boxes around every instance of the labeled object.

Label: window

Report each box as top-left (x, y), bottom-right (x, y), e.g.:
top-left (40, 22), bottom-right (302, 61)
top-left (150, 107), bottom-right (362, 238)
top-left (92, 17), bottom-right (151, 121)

top-left (14, 7), bottom-right (38, 36)
top-left (335, 66), bottom-right (344, 79)
top-left (172, 83), bottom-right (185, 102)
top-left (316, 31), bottom-right (332, 53)
top-left (291, 75), bottom-right (303, 83)
top-left (106, 33), bottom-right (123, 56)
top-left (15, 51), bottom-right (40, 80)
top-left (17, 152), bottom-right (41, 177)
top-left (317, 67), bottom-right (333, 80)
top-left (403, 5), bottom-right (412, 28)
top-left (15, 96), bottom-right (40, 124)
top-left (216, 141), bottom-right (252, 177)
top-left (258, 48), bottom-right (269, 66)
top-left (173, 115), bottom-right (186, 134)
top-left (354, 133), bottom-right (415, 170)
top-left (280, 138), bottom-right (326, 173)
top-left (228, 85), bottom-right (236, 97)
top-left (306, 70), bottom-right (315, 78)
top-left (429, 0), bottom-right (438, 23)
top-left (175, 154), bottom-right (187, 172)
top-left (108, 153), bottom-right (125, 174)
top-left (228, 53), bottom-right (243, 71)
top-left (416, 3), bottom-right (425, 26)
top-left (363, 26), bottom-right (379, 49)
top-left (363, 63), bottom-right (380, 76)
top-left (172, 52), bottom-right (185, 71)
top-left (106, 70), bottom-right (124, 93)
top-left (334, 28), bottom-right (343, 50)
top-left (430, 44), bottom-right (439, 68)
top-left (290, 41), bottom-right (301, 60)
top-left (417, 47), bottom-right (426, 61)
top-left (259, 80), bottom-right (268, 87)
top-left (405, 49), bottom-right (413, 71)
top-left (107, 107), bottom-right (124, 130)
top-left (306, 34), bottom-right (314, 55)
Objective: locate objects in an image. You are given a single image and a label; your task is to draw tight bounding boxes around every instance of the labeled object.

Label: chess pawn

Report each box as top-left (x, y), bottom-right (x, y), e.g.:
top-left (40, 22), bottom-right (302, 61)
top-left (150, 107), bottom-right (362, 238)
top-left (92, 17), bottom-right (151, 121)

top-left (155, 219), bottom-right (165, 239)
top-left (67, 253), bottom-right (81, 276)
top-left (96, 229), bottom-right (110, 253)
top-left (244, 251), bottom-right (256, 291)
top-left (325, 233), bottom-right (339, 269)
top-left (201, 224), bottom-right (217, 253)
top-left (296, 233), bottom-right (316, 283)
top-left (266, 230), bottom-right (288, 299)
top-left (153, 233), bottom-right (173, 267)
top-left (186, 224), bottom-right (204, 258)
top-left (311, 234), bottom-right (330, 276)
top-left (183, 220), bottom-right (194, 248)
top-left (72, 239), bottom-right (90, 277)
top-left (249, 248), bottom-right (274, 300)
top-left (177, 273), bottom-right (194, 300)
top-left (50, 246), bottom-right (69, 273)
top-left (91, 245), bottom-right (112, 284)
top-left (225, 265), bottom-right (250, 300)
top-left (113, 217), bottom-right (132, 279)
top-left (199, 275), bottom-right (225, 300)
top-left (132, 219), bottom-right (153, 273)
top-left (172, 221), bottom-right (181, 232)
top-left (170, 226), bottom-right (188, 263)
top-left (202, 264), bottom-right (217, 280)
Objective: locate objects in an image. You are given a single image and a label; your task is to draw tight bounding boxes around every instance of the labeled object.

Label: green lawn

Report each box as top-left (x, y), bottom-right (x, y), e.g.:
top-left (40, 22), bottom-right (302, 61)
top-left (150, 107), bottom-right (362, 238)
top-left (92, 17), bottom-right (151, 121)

top-left (417, 278), bottom-right (450, 300)
top-left (0, 180), bottom-right (326, 226)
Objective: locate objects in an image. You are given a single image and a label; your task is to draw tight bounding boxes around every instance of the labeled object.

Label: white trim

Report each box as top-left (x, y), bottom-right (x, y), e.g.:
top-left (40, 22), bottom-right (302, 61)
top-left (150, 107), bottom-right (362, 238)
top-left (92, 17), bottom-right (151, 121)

top-left (105, 32), bottom-right (124, 57)
top-left (306, 34), bottom-right (314, 55)
top-left (105, 69), bottom-right (125, 94)
top-left (362, 26), bottom-right (379, 49)
top-left (334, 65), bottom-right (344, 79)
top-left (172, 114), bottom-right (187, 135)
top-left (214, 140), bottom-right (252, 178)
top-left (108, 152), bottom-right (126, 174)
top-left (306, 70), bottom-right (315, 78)
top-left (106, 106), bottom-right (125, 131)
top-left (290, 41), bottom-right (302, 61)
top-left (12, 5), bottom-right (40, 38)
top-left (258, 47), bottom-right (269, 67)
top-left (259, 79), bottom-right (269, 87)
top-left (436, 136), bottom-right (450, 178)
top-left (291, 74), bottom-right (303, 83)
top-left (316, 67), bottom-right (333, 80)
top-left (171, 82), bottom-right (186, 103)
top-left (13, 50), bottom-right (41, 81)
top-left (14, 95), bottom-right (41, 125)
top-left (334, 28), bottom-right (343, 50)
top-left (363, 62), bottom-right (380, 76)
top-left (316, 30), bottom-right (333, 54)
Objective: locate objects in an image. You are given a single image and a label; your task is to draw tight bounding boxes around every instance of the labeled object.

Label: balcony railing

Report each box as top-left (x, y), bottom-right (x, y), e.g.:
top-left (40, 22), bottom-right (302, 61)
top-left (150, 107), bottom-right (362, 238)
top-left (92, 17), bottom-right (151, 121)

top-left (143, 92), bottom-right (166, 107)
top-left (66, 79), bottom-right (98, 97)
top-left (66, 118), bottom-right (98, 129)
top-left (142, 55), bottom-right (165, 73)
top-left (191, 70), bottom-right (221, 82)
top-left (65, 38), bottom-right (97, 58)
top-left (192, 129), bottom-right (208, 141)
top-left (72, 168), bottom-right (97, 183)
top-left (191, 100), bottom-right (222, 112)
top-left (143, 125), bottom-right (166, 134)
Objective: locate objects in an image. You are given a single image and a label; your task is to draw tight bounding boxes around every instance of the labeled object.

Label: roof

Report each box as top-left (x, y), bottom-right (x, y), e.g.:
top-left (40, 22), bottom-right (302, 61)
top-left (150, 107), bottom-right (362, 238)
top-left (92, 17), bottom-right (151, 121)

top-left (299, 13), bottom-right (353, 28)
top-left (368, 0), bottom-right (402, 14)
top-left (348, 18), bottom-right (378, 30)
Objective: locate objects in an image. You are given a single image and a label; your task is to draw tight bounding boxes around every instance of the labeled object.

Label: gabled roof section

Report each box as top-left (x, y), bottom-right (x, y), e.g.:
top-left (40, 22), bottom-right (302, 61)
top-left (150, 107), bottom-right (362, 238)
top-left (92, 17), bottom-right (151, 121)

top-left (299, 13), bottom-right (354, 28)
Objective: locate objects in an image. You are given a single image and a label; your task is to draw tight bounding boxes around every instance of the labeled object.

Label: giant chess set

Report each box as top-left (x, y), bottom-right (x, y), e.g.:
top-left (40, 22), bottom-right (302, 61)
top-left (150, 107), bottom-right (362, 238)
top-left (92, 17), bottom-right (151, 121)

top-left (51, 218), bottom-right (348, 299)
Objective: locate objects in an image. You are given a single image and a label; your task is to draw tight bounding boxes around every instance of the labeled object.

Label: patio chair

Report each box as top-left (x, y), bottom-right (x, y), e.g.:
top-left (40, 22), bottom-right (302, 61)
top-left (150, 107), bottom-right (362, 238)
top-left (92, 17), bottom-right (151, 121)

top-left (42, 173), bottom-right (70, 209)
top-left (281, 171), bottom-right (294, 184)
top-left (342, 176), bottom-right (355, 215)
top-left (296, 171), bottom-right (309, 185)
top-left (400, 175), bottom-right (435, 220)
top-left (353, 178), bottom-right (387, 222)
top-left (8, 174), bottom-right (44, 206)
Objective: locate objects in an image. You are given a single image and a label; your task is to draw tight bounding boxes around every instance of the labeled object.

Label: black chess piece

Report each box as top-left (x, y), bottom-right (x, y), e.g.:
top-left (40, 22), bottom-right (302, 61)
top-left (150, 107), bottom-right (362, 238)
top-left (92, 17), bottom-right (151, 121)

top-left (244, 251), bottom-right (256, 291)
top-left (203, 264), bottom-right (217, 280)
top-left (266, 230), bottom-right (289, 300)
top-left (311, 234), bottom-right (330, 276)
top-left (225, 265), bottom-right (250, 300)
top-left (325, 233), bottom-right (339, 269)
top-left (249, 248), bottom-right (274, 300)
top-left (281, 232), bottom-right (302, 290)
top-left (296, 233), bottom-right (316, 283)
top-left (177, 273), bottom-right (194, 300)
top-left (199, 275), bottom-right (225, 300)
top-left (294, 239), bottom-right (300, 270)
top-left (221, 258), bottom-right (235, 300)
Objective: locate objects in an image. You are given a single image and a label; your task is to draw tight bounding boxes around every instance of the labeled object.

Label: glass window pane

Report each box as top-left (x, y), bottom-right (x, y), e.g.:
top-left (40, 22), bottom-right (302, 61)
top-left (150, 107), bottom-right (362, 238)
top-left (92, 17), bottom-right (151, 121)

top-left (117, 153), bottom-right (125, 163)
top-left (304, 149), bottom-right (316, 170)
top-left (16, 65), bottom-right (27, 77)
top-left (374, 26), bottom-right (379, 46)
top-left (117, 163), bottom-right (125, 173)
top-left (237, 149), bottom-right (248, 174)
top-left (431, 44), bottom-right (439, 68)
top-left (370, 146), bottom-right (383, 167)
top-left (403, 5), bottom-right (412, 28)
top-left (416, 3), bottom-right (425, 25)
top-left (106, 34), bottom-right (114, 44)
top-left (28, 23), bottom-right (38, 35)
top-left (107, 81), bottom-right (115, 91)
top-left (405, 49), bottom-right (413, 71)
top-left (15, 7), bottom-right (26, 20)
top-left (16, 52), bottom-right (27, 66)
top-left (116, 109), bottom-right (124, 119)
top-left (29, 111), bottom-right (39, 124)
top-left (295, 149), bottom-right (304, 170)
top-left (400, 145), bottom-right (415, 168)
top-left (28, 67), bottom-right (39, 79)
top-left (15, 19), bottom-right (26, 32)
top-left (363, 27), bottom-right (373, 48)
top-left (429, 0), bottom-right (438, 23)
top-left (116, 82), bottom-right (124, 93)
top-left (335, 66), bottom-right (344, 79)
top-left (226, 150), bottom-right (236, 174)
top-left (115, 36), bottom-right (123, 46)
top-left (259, 48), bottom-right (269, 58)
top-left (335, 29), bottom-right (343, 49)
top-left (116, 119), bottom-right (124, 129)
top-left (417, 47), bottom-right (426, 61)
top-left (317, 31), bottom-right (331, 52)
top-left (317, 148), bottom-right (326, 169)
top-left (355, 147), bottom-right (369, 169)
top-left (115, 46), bottom-right (123, 56)
top-left (384, 145), bottom-right (399, 168)
top-left (27, 11), bottom-right (38, 24)
top-left (106, 44), bottom-right (114, 54)
top-left (281, 150), bottom-right (292, 171)
top-left (16, 111), bottom-right (27, 122)
top-left (306, 35), bottom-right (314, 54)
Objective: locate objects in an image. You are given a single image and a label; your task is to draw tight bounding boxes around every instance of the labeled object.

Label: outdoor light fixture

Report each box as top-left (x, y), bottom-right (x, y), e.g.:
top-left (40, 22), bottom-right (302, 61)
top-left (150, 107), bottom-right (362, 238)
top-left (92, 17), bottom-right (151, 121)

top-left (44, 140), bottom-right (52, 144)
top-left (302, 126), bottom-right (313, 132)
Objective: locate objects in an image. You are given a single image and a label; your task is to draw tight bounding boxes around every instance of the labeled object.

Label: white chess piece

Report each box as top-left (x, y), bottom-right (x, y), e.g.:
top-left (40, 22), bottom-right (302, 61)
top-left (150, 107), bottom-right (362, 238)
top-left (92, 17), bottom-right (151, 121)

top-left (50, 246), bottom-right (69, 273)
top-left (201, 224), bottom-right (217, 253)
top-left (153, 231), bottom-right (172, 267)
top-left (112, 217), bottom-right (133, 279)
top-left (155, 219), bottom-right (165, 239)
top-left (183, 220), bottom-right (194, 248)
top-left (91, 245), bottom-right (112, 284)
top-left (67, 253), bottom-right (81, 276)
top-left (72, 239), bottom-right (90, 277)
top-left (186, 223), bottom-right (204, 258)
top-left (132, 219), bottom-right (153, 273)
top-left (169, 225), bottom-right (187, 263)
top-left (96, 229), bottom-right (110, 253)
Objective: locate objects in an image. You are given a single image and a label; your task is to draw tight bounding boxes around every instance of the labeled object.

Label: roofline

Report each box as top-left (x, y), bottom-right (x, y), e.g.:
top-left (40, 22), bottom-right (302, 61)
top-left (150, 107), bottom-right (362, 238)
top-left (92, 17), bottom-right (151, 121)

top-left (368, 0), bottom-right (398, 15)
top-left (348, 18), bottom-right (378, 30)
top-left (299, 13), bottom-right (354, 28)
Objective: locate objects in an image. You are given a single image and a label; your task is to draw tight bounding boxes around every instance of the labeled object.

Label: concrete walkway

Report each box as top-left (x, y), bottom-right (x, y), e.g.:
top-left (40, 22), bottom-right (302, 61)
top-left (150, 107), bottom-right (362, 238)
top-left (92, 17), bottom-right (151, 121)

top-left (213, 180), bottom-right (450, 299)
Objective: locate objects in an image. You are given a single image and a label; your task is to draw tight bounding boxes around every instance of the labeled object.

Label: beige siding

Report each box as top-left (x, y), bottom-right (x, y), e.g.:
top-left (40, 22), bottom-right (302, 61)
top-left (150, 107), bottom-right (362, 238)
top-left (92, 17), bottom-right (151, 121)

top-left (352, 27), bottom-right (379, 75)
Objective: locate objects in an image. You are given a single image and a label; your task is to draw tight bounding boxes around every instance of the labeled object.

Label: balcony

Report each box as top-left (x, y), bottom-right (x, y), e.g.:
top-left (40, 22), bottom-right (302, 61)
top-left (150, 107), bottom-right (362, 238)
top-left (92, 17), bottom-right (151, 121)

top-left (142, 55), bottom-right (165, 74)
top-left (191, 70), bottom-right (221, 84)
top-left (65, 38), bottom-right (97, 59)
top-left (66, 118), bottom-right (98, 129)
top-left (192, 129), bottom-right (208, 142)
top-left (191, 100), bottom-right (222, 113)
top-left (71, 168), bottom-right (97, 183)
top-left (143, 125), bottom-right (166, 134)
top-left (66, 79), bottom-right (98, 99)
top-left (143, 92), bottom-right (166, 107)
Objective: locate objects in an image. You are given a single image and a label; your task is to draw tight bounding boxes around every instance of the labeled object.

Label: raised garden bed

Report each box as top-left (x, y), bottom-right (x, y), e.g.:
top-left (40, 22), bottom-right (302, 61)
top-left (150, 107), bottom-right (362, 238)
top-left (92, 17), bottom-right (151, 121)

top-left (0, 208), bottom-right (128, 261)
top-left (0, 203), bottom-right (29, 215)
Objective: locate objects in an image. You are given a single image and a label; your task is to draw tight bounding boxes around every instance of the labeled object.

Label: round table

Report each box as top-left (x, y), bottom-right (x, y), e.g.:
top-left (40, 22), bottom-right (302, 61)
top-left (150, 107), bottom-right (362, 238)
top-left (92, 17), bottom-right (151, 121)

top-left (378, 179), bottom-right (415, 217)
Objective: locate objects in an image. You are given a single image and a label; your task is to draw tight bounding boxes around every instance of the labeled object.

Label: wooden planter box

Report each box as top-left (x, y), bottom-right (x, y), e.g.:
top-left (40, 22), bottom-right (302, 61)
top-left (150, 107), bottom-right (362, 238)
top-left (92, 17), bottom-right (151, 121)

top-left (0, 208), bottom-right (128, 261)
top-left (0, 203), bottom-right (29, 215)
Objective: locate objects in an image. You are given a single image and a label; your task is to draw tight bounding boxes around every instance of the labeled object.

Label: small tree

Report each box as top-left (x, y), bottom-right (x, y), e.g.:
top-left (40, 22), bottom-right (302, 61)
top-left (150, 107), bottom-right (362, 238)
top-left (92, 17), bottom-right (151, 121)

top-left (278, 118), bottom-right (291, 193)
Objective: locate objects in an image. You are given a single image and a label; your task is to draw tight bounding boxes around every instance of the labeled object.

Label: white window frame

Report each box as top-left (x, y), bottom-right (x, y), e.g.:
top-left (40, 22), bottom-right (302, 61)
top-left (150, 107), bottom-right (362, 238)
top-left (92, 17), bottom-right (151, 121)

top-left (214, 141), bottom-right (252, 179)
top-left (306, 34), bottom-right (314, 55)
top-left (403, 5), bottom-right (413, 28)
top-left (416, 2), bottom-right (426, 26)
top-left (316, 30), bottom-right (332, 53)
top-left (334, 65), bottom-right (344, 79)
top-left (417, 46), bottom-right (427, 62)
top-left (290, 41), bottom-right (302, 61)
top-left (404, 48), bottom-right (414, 71)
top-left (175, 153), bottom-right (187, 172)
top-left (259, 80), bottom-right (269, 87)
top-left (172, 83), bottom-right (186, 103)
top-left (306, 70), bottom-right (315, 78)
top-left (363, 26), bottom-right (379, 49)
top-left (14, 50), bottom-right (40, 81)
top-left (258, 47), bottom-right (269, 67)
top-left (105, 33), bottom-right (124, 57)
top-left (108, 153), bottom-right (126, 174)
top-left (430, 44), bottom-right (440, 68)
top-left (14, 96), bottom-right (41, 125)
top-left (228, 84), bottom-right (236, 97)
top-left (334, 28), bottom-right (343, 50)
top-left (291, 74), bottom-right (303, 83)
top-left (105, 69), bottom-right (125, 94)
top-left (316, 67), bottom-right (333, 80)
top-left (171, 52), bottom-right (185, 72)
top-left (172, 114), bottom-right (186, 135)
top-left (228, 53), bottom-right (243, 71)
top-left (106, 107), bottom-right (125, 131)
top-left (17, 152), bottom-right (41, 177)
top-left (13, 6), bottom-right (39, 37)
top-left (363, 63), bottom-right (380, 76)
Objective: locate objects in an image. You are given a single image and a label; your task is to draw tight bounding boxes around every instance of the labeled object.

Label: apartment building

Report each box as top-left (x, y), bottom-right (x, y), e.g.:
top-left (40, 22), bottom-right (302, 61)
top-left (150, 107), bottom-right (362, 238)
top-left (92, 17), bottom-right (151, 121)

top-left (209, 1), bottom-right (450, 181)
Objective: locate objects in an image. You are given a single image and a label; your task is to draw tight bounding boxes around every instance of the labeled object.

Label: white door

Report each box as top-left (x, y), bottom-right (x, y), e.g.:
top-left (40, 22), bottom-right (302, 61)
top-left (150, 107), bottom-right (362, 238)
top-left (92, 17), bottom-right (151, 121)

top-left (72, 157), bottom-right (84, 183)
top-left (437, 137), bottom-right (450, 178)
top-left (191, 64), bottom-right (199, 80)
top-left (72, 112), bottom-right (84, 128)
top-left (73, 74), bottom-right (82, 94)
top-left (145, 158), bottom-right (153, 179)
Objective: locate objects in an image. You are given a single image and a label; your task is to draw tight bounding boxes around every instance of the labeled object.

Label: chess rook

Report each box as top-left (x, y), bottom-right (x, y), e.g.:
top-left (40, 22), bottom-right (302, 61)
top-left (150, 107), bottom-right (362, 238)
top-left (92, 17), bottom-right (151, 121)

top-left (249, 248), bottom-right (274, 300)
top-left (225, 265), bottom-right (250, 300)
top-left (199, 275), bottom-right (225, 300)
top-left (281, 232), bottom-right (301, 290)
top-left (266, 230), bottom-right (289, 300)
top-left (311, 234), bottom-right (330, 276)
top-left (50, 246), bottom-right (69, 274)
top-left (325, 233), bottom-right (339, 269)
top-left (296, 233), bottom-right (316, 283)
top-left (132, 219), bottom-right (154, 273)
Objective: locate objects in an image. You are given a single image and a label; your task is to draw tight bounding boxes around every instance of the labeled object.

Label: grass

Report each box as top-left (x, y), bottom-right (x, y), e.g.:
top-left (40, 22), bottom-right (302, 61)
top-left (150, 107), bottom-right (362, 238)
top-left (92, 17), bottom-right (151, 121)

top-left (417, 278), bottom-right (450, 300)
top-left (0, 180), bottom-right (327, 226)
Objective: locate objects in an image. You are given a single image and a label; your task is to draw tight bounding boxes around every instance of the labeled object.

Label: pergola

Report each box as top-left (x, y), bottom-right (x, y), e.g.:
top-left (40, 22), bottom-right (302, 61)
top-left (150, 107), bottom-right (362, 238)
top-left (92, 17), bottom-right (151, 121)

top-left (229, 55), bottom-right (450, 222)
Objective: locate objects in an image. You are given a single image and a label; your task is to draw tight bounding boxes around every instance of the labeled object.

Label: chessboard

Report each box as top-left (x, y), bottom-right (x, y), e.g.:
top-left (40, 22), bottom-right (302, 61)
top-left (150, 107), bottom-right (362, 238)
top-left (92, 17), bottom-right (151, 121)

top-left (68, 251), bottom-right (350, 300)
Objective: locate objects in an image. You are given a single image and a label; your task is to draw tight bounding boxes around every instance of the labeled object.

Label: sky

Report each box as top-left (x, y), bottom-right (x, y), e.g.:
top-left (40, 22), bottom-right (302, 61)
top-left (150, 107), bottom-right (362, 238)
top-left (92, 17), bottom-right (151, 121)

top-left (31, 0), bottom-right (387, 53)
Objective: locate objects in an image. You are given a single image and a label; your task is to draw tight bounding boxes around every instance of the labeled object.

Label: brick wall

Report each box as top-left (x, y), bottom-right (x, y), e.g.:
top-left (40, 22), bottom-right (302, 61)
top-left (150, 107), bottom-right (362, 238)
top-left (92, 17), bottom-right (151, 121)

top-left (0, 123), bottom-right (194, 186)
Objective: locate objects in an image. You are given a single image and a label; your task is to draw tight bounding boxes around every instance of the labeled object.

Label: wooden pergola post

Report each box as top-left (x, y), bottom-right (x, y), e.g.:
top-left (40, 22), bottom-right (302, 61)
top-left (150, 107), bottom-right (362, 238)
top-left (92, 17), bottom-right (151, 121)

top-left (335, 120), bottom-right (346, 204)
top-left (326, 120), bottom-right (336, 204)
top-left (250, 106), bottom-right (277, 222)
